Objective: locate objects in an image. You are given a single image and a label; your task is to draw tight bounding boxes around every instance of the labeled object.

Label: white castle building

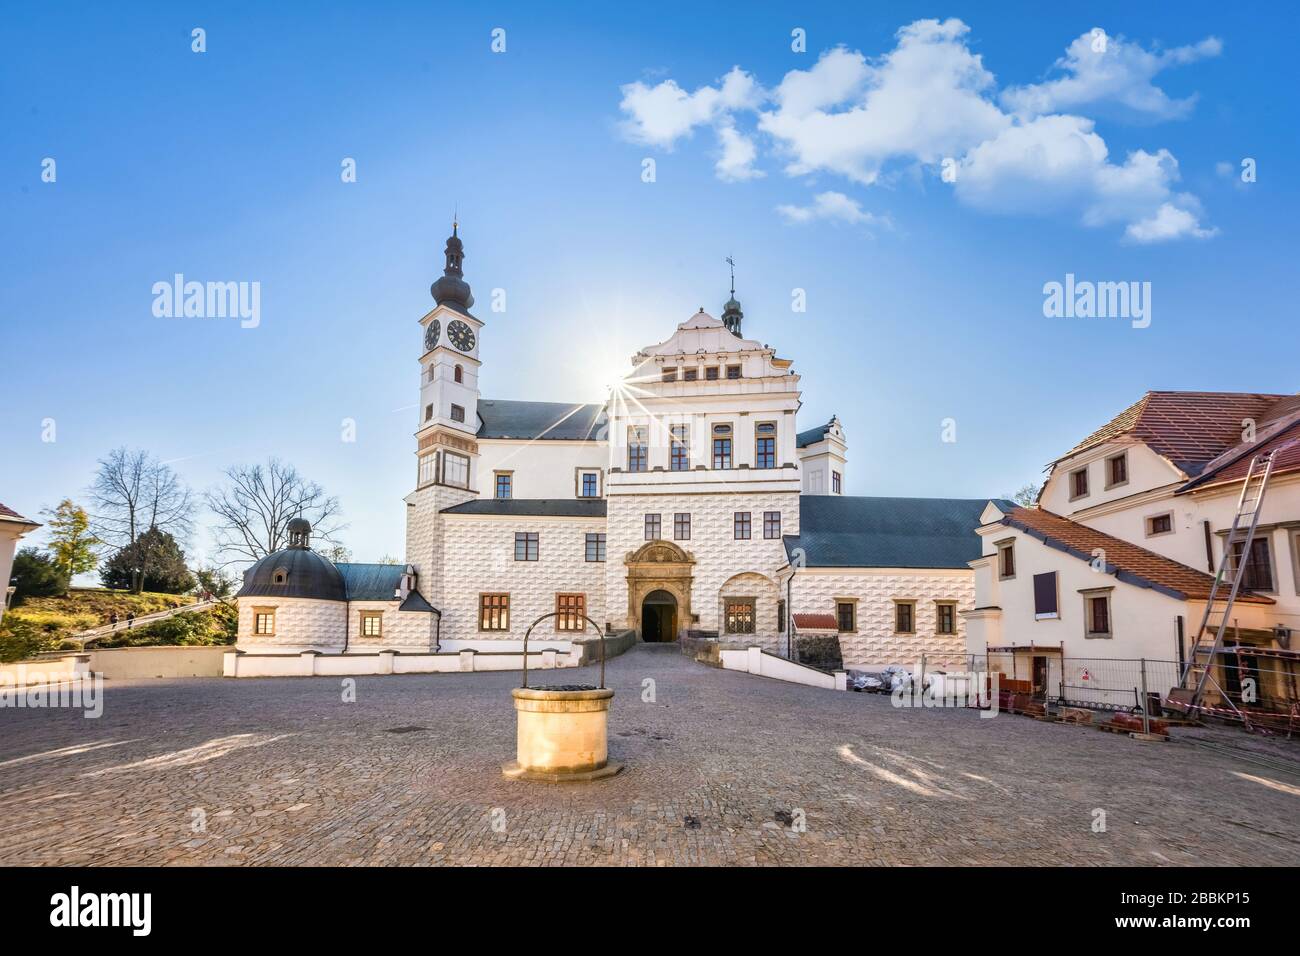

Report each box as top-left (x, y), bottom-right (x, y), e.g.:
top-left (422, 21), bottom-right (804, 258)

top-left (235, 226), bottom-right (992, 671)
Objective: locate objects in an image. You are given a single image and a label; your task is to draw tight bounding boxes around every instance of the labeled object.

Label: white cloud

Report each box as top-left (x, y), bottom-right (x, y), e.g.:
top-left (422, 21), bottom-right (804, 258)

top-left (758, 21), bottom-right (1009, 184)
top-left (776, 191), bottom-right (884, 226)
top-left (1125, 203), bottom-right (1219, 243)
top-left (715, 125), bottom-right (764, 181)
top-left (616, 19), bottom-right (1221, 241)
top-left (1001, 30), bottom-right (1221, 121)
top-left (617, 66), bottom-right (763, 148)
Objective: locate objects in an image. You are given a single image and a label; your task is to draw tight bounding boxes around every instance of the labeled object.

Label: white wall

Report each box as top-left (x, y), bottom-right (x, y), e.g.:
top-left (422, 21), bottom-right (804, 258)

top-left (476, 440), bottom-right (607, 500)
top-left (439, 513), bottom-right (607, 641)
top-left (788, 567), bottom-right (973, 669)
top-left (1040, 442), bottom-right (1184, 517)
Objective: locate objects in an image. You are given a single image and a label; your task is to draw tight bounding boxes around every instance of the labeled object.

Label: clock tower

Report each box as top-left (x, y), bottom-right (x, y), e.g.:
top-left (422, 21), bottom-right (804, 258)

top-left (406, 222), bottom-right (484, 604)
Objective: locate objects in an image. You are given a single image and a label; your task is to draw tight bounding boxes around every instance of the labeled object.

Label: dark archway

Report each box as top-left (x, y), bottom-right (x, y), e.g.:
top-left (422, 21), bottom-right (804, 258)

top-left (640, 589), bottom-right (678, 642)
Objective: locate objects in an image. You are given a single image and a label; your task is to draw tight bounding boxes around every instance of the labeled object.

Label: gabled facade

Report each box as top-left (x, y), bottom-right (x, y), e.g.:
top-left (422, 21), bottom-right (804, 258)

top-left (966, 390), bottom-right (1300, 707)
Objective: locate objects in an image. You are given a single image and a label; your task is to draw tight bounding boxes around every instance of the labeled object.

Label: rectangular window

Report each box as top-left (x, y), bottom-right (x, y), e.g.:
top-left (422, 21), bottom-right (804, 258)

top-left (480, 593), bottom-right (510, 631)
top-left (418, 453), bottom-right (437, 487)
top-left (836, 601), bottom-right (856, 633)
top-left (725, 364), bottom-right (741, 380)
top-left (1230, 537), bottom-right (1274, 592)
top-left (585, 533), bottom-right (606, 563)
top-left (514, 532), bottom-right (539, 562)
top-left (442, 451), bottom-right (469, 489)
top-left (755, 422), bottom-right (776, 469)
top-left (670, 424), bottom-right (690, 471)
top-left (1085, 593), bottom-right (1112, 637)
top-left (1033, 571), bottom-right (1060, 619)
top-left (733, 511), bottom-right (751, 539)
top-left (763, 511), bottom-right (781, 539)
top-left (997, 541), bottom-right (1016, 579)
top-left (1146, 512), bottom-right (1173, 536)
top-left (673, 512), bottom-right (691, 540)
top-left (627, 425), bottom-right (648, 472)
top-left (725, 599), bottom-right (755, 634)
top-left (424, 404), bottom-right (433, 422)
top-left (683, 367), bottom-right (698, 382)
top-left (644, 513), bottom-right (661, 540)
top-left (254, 608), bottom-right (276, 636)
top-left (579, 471), bottom-right (599, 497)
top-left (661, 367), bottom-right (678, 383)
top-left (1070, 467), bottom-right (1089, 500)
top-left (494, 473), bottom-right (512, 499)
top-left (705, 366), bottom-right (720, 381)
top-left (935, 602), bottom-right (956, 635)
top-left (895, 601), bottom-right (916, 634)
top-left (556, 593), bottom-right (586, 631)
top-left (712, 423), bottom-right (733, 469)
top-left (832, 471), bottom-right (842, 495)
top-left (776, 599), bottom-right (787, 633)
top-left (450, 404), bottom-right (465, 423)
top-left (360, 611), bottom-right (383, 637)
top-left (1106, 452), bottom-right (1128, 489)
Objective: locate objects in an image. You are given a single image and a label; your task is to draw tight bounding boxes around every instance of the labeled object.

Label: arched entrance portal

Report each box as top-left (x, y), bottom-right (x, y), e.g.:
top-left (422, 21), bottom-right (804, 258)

top-left (640, 589), bottom-right (678, 642)
top-left (625, 539), bottom-right (694, 643)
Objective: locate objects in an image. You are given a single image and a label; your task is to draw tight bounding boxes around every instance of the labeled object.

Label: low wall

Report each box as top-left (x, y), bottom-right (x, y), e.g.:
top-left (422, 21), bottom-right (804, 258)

top-left (572, 629), bottom-right (637, 666)
top-left (5, 646), bottom-right (229, 682)
top-left (224, 647), bottom-right (580, 678)
top-left (720, 646), bottom-right (846, 691)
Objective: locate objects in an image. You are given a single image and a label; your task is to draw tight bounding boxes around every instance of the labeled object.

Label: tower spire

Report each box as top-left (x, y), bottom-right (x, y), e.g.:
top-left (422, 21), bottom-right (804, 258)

top-left (721, 255), bottom-right (743, 336)
top-left (431, 217), bottom-right (474, 314)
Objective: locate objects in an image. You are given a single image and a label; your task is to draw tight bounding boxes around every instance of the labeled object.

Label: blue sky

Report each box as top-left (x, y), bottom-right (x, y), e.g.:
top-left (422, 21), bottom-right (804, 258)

top-left (1, 1), bottom-right (1296, 569)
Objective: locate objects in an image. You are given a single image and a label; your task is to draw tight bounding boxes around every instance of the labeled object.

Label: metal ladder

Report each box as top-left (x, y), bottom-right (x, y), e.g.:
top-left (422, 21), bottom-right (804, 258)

top-left (1180, 450), bottom-right (1276, 712)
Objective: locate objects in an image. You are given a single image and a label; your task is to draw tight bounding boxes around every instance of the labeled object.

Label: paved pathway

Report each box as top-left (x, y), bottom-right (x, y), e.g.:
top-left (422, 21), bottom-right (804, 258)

top-left (1, 645), bottom-right (1297, 866)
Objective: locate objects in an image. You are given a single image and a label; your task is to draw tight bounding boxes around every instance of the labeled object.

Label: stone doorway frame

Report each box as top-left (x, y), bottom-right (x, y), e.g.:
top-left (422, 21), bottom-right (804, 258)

top-left (625, 540), bottom-right (694, 641)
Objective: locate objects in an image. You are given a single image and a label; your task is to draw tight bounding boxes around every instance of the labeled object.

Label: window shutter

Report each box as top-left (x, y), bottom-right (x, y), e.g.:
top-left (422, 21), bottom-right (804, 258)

top-left (1033, 572), bottom-right (1059, 618)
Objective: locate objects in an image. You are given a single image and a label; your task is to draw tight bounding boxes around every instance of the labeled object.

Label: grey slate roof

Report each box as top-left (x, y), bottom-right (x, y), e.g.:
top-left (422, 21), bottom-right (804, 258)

top-left (441, 499), bottom-right (608, 518)
top-left (398, 589), bottom-right (438, 613)
top-left (477, 399), bottom-right (607, 441)
top-left (238, 549), bottom-right (348, 601)
top-left (796, 422), bottom-right (832, 448)
top-left (335, 563), bottom-right (406, 601)
top-left (784, 496), bottom-right (1007, 569)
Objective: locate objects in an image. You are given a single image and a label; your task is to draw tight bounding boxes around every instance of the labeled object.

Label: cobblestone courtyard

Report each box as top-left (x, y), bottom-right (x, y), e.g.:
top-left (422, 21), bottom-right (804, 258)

top-left (2, 645), bottom-right (1298, 866)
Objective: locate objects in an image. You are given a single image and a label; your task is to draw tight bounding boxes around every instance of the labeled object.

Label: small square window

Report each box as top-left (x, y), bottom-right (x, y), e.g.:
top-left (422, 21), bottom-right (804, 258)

top-left (1146, 512), bottom-right (1173, 536)
top-left (360, 611), bottom-right (383, 637)
top-left (450, 404), bottom-right (465, 423)
top-left (705, 366), bottom-right (720, 381)
top-left (725, 365), bottom-right (741, 380)
top-left (514, 532), bottom-right (539, 562)
top-left (254, 609), bottom-right (276, 636)
top-left (480, 594), bottom-right (510, 631)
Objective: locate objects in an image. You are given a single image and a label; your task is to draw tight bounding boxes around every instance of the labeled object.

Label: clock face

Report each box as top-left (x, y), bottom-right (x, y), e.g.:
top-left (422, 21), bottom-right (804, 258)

top-left (424, 320), bottom-right (440, 352)
top-left (447, 319), bottom-right (475, 352)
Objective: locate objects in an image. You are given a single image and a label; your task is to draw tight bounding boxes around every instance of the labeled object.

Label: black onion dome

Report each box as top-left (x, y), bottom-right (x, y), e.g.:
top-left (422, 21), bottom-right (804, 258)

top-left (431, 221), bottom-right (474, 314)
top-left (721, 295), bottom-right (744, 335)
top-left (237, 547), bottom-right (346, 601)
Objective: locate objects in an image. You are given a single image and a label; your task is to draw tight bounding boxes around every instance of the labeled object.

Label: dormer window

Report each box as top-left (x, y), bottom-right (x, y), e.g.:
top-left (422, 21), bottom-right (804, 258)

top-left (272, 568), bottom-right (288, 585)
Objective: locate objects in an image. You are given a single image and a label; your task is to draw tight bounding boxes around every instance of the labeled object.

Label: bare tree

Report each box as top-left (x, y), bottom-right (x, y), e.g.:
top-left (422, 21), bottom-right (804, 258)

top-left (1008, 482), bottom-right (1041, 507)
top-left (205, 458), bottom-right (345, 565)
top-left (88, 447), bottom-right (195, 592)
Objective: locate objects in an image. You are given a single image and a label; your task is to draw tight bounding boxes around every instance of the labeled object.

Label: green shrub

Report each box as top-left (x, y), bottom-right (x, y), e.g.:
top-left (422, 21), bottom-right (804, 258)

top-left (0, 616), bottom-right (58, 663)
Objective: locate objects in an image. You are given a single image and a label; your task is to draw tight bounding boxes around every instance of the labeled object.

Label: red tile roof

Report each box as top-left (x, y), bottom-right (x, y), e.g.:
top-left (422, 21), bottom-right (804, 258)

top-left (0, 502), bottom-right (37, 524)
top-left (792, 613), bottom-right (839, 630)
top-left (1001, 506), bottom-right (1273, 604)
top-left (1058, 391), bottom-right (1296, 477)
top-left (1180, 420), bottom-right (1300, 492)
